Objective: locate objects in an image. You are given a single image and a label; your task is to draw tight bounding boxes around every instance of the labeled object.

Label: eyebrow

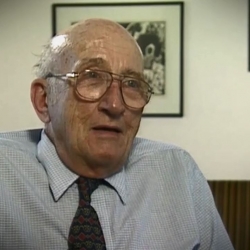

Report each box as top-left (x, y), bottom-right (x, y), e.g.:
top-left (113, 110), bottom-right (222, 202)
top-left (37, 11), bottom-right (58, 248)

top-left (76, 58), bottom-right (144, 79)
top-left (121, 68), bottom-right (144, 80)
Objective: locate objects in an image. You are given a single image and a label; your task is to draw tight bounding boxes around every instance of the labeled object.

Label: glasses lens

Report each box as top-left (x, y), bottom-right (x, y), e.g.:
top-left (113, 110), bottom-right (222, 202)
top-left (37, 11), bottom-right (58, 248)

top-left (121, 78), bottom-right (150, 109)
top-left (75, 69), bottom-right (151, 109)
top-left (76, 70), bottom-right (111, 100)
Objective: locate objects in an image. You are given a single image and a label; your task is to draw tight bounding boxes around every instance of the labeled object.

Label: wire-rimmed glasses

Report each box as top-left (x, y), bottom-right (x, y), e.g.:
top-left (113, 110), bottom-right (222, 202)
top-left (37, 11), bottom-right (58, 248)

top-left (46, 69), bottom-right (154, 109)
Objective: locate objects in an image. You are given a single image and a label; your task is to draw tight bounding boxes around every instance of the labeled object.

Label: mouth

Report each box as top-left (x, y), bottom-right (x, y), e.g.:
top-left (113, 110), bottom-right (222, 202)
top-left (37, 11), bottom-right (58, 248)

top-left (92, 125), bottom-right (122, 134)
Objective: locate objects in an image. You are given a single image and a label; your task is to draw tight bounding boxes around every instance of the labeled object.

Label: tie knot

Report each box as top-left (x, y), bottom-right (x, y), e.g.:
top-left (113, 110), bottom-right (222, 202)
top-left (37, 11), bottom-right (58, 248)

top-left (77, 177), bottom-right (102, 201)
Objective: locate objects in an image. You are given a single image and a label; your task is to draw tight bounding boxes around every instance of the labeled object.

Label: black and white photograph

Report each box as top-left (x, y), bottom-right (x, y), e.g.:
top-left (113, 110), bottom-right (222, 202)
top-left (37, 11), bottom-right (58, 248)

top-left (119, 21), bottom-right (166, 96)
top-left (52, 2), bottom-right (184, 117)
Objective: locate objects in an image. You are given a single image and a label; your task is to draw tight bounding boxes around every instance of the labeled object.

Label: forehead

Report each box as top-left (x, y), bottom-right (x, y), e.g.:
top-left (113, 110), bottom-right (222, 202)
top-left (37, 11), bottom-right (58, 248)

top-left (68, 23), bottom-right (143, 73)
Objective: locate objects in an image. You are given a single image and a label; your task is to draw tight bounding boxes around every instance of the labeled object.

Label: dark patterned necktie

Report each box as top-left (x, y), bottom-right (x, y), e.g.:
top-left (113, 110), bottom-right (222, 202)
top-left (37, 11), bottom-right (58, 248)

top-left (68, 177), bottom-right (106, 250)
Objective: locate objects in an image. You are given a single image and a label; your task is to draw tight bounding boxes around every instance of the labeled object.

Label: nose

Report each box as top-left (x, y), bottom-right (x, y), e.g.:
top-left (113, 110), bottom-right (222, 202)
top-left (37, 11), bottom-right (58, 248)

top-left (98, 80), bottom-right (125, 117)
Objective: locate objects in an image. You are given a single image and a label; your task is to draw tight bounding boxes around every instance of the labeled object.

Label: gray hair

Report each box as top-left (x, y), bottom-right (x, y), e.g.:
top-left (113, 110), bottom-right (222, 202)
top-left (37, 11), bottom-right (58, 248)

top-left (34, 42), bottom-right (55, 79)
top-left (33, 38), bottom-right (70, 104)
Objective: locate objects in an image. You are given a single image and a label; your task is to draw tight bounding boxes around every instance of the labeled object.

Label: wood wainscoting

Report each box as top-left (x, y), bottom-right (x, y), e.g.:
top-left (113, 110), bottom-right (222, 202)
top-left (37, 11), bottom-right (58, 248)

top-left (208, 181), bottom-right (250, 250)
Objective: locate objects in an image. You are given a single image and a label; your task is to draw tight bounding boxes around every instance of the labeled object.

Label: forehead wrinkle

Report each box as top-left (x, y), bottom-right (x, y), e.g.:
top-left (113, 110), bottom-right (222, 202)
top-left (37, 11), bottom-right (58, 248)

top-left (74, 57), bottom-right (111, 72)
top-left (68, 25), bottom-right (141, 54)
top-left (58, 19), bottom-right (143, 73)
top-left (73, 38), bottom-right (141, 60)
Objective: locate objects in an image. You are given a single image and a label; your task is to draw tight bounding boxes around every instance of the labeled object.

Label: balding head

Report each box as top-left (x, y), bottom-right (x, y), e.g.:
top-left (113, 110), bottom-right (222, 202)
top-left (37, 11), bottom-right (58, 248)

top-left (35, 18), bottom-right (143, 78)
top-left (59, 18), bottom-right (142, 54)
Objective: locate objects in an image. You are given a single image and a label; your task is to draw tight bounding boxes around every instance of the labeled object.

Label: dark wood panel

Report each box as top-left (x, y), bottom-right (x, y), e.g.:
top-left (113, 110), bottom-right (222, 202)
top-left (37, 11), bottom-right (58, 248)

top-left (208, 181), bottom-right (250, 250)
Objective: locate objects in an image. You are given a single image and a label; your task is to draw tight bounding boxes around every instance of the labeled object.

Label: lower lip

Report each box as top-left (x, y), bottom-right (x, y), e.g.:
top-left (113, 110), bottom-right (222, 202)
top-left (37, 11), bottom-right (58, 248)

top-left (92, 129), bottom-right (121, 138)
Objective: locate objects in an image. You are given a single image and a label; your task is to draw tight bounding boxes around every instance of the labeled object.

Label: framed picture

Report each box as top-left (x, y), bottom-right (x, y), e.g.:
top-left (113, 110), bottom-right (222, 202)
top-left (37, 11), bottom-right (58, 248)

top-left (52, 2), bottom-right (184, 117)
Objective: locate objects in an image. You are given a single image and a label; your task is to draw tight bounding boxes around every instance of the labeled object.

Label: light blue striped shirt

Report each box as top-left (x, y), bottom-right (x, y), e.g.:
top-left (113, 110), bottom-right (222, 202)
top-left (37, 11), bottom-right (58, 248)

top-left (0, 129), bottom-right (234, 250)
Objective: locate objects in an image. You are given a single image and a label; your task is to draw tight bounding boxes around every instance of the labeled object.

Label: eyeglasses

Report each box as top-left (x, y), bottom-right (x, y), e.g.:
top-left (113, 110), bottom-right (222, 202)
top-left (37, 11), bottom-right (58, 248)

top-left (46, 69), bottom-right (154, 109)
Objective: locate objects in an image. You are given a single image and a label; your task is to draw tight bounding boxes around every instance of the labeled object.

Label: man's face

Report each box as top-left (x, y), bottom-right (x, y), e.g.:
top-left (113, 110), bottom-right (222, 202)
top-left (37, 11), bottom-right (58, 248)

top-left (48, 22), bottom-right (144, 177)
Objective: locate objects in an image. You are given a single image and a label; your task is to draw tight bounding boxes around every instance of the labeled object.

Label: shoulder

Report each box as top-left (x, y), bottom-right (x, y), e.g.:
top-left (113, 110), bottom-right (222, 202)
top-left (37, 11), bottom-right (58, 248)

top-left (128, 137), bottom-right (201, 179)
top-left (0, 129), bottom-right (46, 191)
top-left (131, 137), bottom-right (194, 163)
top-left (0, 129), bottom-right (41, 152)
top-left (0, 129), bottom-right (42, 167)
top-left (0, 129), bottom-right (49, 212)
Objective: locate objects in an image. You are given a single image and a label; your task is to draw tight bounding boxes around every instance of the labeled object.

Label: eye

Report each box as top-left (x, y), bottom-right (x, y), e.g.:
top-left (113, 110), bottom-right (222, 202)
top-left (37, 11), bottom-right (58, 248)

top-left (125, 79), bottom-right (141, 89)
top-left (85, 70), bottom-right (101, 79)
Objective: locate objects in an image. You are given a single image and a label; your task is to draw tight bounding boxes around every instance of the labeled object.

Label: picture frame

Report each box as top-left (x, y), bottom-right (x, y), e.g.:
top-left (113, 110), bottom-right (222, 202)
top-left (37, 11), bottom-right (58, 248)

top-left (52, 2), bottom-right (184, 117)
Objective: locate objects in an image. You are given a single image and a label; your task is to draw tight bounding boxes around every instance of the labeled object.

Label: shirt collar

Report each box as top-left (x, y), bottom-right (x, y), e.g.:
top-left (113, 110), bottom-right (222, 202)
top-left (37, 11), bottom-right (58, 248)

top-left (36, 130), bottom-right (127, 203)
top-left (105, 167), bottom-right (127, 204)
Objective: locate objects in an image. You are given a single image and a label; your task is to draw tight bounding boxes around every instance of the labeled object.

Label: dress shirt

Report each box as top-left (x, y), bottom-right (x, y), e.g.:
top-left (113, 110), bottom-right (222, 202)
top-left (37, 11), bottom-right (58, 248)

top-left (0, 129), bottom-right (234, 250)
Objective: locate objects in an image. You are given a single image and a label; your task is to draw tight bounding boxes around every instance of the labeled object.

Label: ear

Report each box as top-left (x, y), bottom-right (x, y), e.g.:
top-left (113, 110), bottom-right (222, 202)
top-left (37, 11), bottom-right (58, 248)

top-left (30, 78), bottom-right (50, 123)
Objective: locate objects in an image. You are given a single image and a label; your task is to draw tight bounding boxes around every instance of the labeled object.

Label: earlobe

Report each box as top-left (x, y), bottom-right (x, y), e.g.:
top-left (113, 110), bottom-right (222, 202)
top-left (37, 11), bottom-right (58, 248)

top-left (30, 79), bottom-right (51, 123)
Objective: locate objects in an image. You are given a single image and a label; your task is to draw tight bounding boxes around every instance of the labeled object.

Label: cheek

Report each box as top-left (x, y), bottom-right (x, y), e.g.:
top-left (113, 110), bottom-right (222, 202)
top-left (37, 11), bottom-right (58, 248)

top-left (124, 111), bottom-right (142, 139)
top-left (64, 101), bottom-right (97, 137)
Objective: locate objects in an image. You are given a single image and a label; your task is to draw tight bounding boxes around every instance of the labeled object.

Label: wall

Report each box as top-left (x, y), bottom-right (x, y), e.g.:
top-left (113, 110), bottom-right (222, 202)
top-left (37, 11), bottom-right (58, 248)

top-left (0, 0), bottom-right (249, 179)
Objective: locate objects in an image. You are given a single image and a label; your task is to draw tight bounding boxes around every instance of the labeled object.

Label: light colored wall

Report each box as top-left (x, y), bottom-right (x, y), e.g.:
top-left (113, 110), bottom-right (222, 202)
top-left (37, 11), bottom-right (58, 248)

top-left (0, 0), bottom-right (249, 180)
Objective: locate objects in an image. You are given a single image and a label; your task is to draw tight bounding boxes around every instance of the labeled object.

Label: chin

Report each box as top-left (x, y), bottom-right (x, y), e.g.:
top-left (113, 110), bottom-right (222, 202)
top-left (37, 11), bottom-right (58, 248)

top-left (97, 151), bottom-right (120, 163)
top-left (93, 151), bottom-right (125, 168)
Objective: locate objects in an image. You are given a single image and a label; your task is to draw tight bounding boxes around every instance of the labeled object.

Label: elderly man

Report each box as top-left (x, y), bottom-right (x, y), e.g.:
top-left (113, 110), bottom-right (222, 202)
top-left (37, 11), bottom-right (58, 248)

top-left (0, 19), bottom-right (233, 250)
